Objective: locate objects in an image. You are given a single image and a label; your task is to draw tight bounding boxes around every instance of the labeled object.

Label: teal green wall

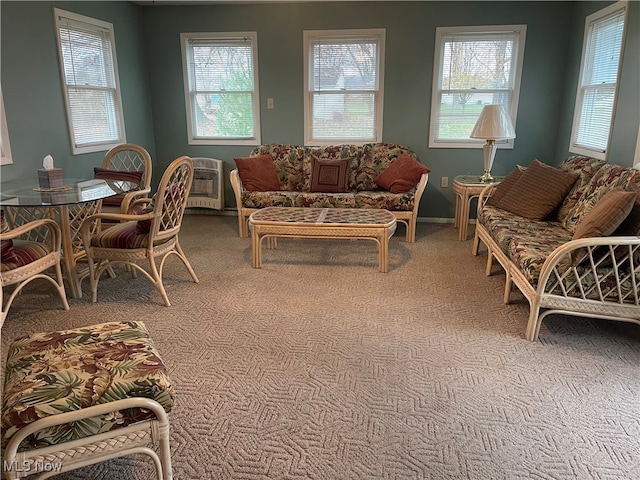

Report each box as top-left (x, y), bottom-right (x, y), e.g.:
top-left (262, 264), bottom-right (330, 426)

top-left (2, 1), bottom-right (638, 220)
top-left (143, 1), bottom-right (579, 217)
top-left (0, 1), bottom-right (155, 183)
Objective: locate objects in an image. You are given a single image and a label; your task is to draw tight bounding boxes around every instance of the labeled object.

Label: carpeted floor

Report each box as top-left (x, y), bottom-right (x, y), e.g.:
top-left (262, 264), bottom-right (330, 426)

top-left (2, 215), bottom-right (639, 480)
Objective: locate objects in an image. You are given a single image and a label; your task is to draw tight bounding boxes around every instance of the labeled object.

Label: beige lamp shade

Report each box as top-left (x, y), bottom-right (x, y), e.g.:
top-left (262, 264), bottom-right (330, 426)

top-left (470, 104), bottom-right (516, 140)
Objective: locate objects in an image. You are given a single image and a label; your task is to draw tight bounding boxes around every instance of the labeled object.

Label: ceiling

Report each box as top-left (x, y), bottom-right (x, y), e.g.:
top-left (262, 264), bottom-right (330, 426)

top-left (133, 0), bottom-right (420, 5)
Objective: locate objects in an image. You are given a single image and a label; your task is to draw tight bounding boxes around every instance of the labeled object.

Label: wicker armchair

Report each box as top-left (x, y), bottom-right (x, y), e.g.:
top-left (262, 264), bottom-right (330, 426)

top-left (1, 212), bottom-right (69, 327)
top-left (80, 156), bottom-right (199, 306)
top-left (96, 143), bottom-right (153, 215)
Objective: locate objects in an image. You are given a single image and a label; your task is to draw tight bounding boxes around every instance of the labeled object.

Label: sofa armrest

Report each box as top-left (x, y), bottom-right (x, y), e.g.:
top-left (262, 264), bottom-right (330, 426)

top-left (476, 183), bottom-right (500, 215)
top-left (230, 168), bottom-right (254, 237)
top-left (230, 169), bottom-right (245, 208)
top-left (522, 235), bottom-right (640, 341)
top-left (537, 235), bottom-right (640, 302)
top-left (412, 172), bottom-right (429, 213)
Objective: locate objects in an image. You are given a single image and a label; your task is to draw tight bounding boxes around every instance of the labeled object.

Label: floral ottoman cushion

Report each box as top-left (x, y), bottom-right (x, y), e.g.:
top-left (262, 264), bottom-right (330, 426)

top-left (1, 321), bottom-right (175, 451)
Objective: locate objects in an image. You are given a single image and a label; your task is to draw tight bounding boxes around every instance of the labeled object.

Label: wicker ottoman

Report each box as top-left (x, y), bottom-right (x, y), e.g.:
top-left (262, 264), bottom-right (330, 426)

top-left (1, 321), bottom-right (175, 479)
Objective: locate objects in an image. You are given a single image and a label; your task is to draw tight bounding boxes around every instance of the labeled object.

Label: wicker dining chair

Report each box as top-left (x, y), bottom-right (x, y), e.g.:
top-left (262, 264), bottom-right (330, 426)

top-left (1, 211), bottom-right (69, 327)
top-left (80, 156), bottom-right (199, 307)
top-left (95, 143), bottom-right (153, 215)
top-left (1, 321), bottom-right (175, 479)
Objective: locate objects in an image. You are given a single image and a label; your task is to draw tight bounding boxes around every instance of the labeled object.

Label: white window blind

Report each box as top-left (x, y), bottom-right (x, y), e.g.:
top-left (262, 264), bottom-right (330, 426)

top-left (304, 29), bottom-right (385, 145)
top-left (181, 33), bottom-right (260, 145)
top-left (54, 9), bottom-right (125, 154)
top-left (429, 25), bottom-right (526, 148)
top-left (1, 86), bottom-right (12, 165)
top-left (570, 2), bottom-right (627, 159)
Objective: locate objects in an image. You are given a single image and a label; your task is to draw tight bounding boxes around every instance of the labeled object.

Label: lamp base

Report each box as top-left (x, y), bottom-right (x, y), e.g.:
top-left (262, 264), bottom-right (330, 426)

top-left (479, 140), bottom-right (497, 183)
top-left (479, 170), bottom-right (494, 183)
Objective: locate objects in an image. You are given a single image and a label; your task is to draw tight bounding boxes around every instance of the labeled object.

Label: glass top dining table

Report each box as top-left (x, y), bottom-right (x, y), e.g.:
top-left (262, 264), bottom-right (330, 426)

top-left (0, 177), bottom-right (138, 299)
top-left (0, 178), bottom-right (137, 207)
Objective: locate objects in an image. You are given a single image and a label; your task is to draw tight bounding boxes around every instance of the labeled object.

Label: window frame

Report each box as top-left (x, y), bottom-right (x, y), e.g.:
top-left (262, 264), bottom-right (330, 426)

top-left (428, 25), bottom-right (526, 149)
top-left (303, 28), bottom-right (386, 147)
top-left (569, 1), bottom-right (628, 161)
top-left (1, 86), bottom-right (12, 166)
top-left (635, 124), bottom-right (640, 167)
top-left (53, 8), bottom-right (126, 155)
top-left (180, 31), bottom-right (261, 146)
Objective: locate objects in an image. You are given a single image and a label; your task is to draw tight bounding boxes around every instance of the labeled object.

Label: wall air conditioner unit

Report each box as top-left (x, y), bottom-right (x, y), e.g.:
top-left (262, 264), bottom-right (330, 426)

top-left (187, 157), bottom-right (224, 211)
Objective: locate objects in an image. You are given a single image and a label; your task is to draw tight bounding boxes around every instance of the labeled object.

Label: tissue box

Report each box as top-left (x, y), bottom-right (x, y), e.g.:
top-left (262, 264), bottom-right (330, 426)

top-left (38, 168), bottom-right (64, 189)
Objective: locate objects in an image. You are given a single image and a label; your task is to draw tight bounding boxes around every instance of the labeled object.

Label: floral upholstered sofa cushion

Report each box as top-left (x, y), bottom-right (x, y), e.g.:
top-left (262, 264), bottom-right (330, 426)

top-left (478, 156), bottom-right (640, 286)
top-left (242, 143), bottom-right (423, 211)
top-left (1, 321), bottom-right (175, 451)
top-left (478, 205), bottom-right (572, 285)
top-left (561, 164), bottom-right (640, 233)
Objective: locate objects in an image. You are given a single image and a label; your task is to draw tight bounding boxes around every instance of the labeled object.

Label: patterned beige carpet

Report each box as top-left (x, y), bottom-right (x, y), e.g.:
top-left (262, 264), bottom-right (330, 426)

top-left (2, 215), bottom-right (639, 479)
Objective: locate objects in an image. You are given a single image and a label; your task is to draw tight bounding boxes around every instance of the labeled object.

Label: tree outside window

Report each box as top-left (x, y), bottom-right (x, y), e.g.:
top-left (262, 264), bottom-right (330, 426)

top-left (429, 26), bottom-right (526, 148)
top-left (181, 33), bottom-right (260, 146)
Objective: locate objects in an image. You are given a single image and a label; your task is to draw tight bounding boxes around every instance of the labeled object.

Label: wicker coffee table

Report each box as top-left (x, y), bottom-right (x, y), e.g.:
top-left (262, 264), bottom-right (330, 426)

top-left (248, 207), bottom-right (397, 272)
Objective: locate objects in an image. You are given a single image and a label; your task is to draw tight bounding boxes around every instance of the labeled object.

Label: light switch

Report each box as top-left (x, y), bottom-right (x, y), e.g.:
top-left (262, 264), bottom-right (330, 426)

top-left (441, 176), bottom-right (448, 188)
top-left (267, 98), bottom-right (274, 109)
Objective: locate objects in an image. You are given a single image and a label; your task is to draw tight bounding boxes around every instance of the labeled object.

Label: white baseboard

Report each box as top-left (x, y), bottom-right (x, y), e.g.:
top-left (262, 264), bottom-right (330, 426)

top-left (185, 208), bottom-right (236, 216)
top-left (185, 209), bottom-right (457, 224)
top-left (417, 216), bottom-right (454, 224)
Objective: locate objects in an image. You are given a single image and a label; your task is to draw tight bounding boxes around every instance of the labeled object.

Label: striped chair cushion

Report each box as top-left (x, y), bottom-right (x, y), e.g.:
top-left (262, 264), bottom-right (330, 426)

top-left (1, 209), bottom-right (16, 264)
top-left (1, 321), bottom-right (176, 450)
top-left (91, 221), bottom-right (150, 249)
top-left (94, 168), bottom-right (144, 207)
top-left (1, 240), bottom-right (50, 272)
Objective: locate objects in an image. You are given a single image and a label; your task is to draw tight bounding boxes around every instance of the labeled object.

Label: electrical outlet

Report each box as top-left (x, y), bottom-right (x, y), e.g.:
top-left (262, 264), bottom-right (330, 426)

top-left (441, 176), bottom-right (449, 188)
top-left (267, 98), bottom-right (274, 109)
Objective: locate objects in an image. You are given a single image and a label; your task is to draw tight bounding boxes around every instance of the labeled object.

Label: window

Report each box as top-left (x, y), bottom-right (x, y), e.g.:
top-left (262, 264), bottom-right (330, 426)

top-left (570, 2), bottom-right (627, 160)
top-left (304, 29), bottom-right (385, 146)
top-left (181, 32), bottom-right (260, 145)
top-left (1, 86), bottom-right (12, 165)
top-left (429, 25), bottom-right (526, 148)
top-left (54, 9), bottom-right (125, 155)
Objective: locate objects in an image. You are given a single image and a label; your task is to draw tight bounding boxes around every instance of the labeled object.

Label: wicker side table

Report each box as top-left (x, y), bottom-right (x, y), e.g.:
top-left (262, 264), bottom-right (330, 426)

top-left (452, 175), bottom-right (504, 241)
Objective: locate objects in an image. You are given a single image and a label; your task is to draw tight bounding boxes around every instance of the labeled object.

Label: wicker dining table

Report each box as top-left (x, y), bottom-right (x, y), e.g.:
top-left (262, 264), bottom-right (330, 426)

top-left (0, 178), bottom-right (137, 298)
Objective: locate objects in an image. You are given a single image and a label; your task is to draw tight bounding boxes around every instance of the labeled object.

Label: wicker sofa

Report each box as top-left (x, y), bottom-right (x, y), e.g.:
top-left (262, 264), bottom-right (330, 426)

top-left (230, 143), bottom-right (429, 242)
top-left (472, 156), bottom-right (640, 341)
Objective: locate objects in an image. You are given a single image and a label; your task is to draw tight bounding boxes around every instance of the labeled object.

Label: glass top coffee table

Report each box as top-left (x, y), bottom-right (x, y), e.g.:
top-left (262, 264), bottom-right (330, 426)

top-left (248, 207), bottom-right (397, 272)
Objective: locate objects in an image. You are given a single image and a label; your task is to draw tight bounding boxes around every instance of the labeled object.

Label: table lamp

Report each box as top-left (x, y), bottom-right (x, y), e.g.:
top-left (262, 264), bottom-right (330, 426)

top-left (470, 105), bottom-right (516, 182)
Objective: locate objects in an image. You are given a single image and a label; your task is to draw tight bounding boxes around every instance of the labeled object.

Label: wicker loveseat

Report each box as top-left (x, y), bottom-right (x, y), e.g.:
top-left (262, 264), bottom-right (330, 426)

top-left (472, 156), bottom-right (640, 341)
top-left (230, 143), bottom-right (429, 242)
